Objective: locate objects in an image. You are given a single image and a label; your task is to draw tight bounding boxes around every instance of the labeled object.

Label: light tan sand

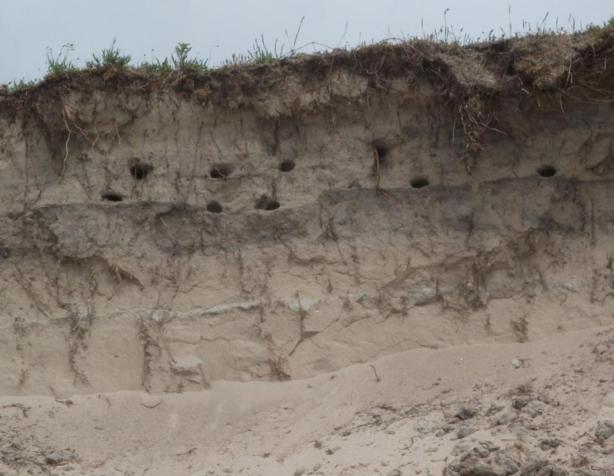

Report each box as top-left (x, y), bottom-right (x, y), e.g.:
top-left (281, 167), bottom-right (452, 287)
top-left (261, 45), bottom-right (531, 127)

top-left (1, 326), bottom-right (614, 474)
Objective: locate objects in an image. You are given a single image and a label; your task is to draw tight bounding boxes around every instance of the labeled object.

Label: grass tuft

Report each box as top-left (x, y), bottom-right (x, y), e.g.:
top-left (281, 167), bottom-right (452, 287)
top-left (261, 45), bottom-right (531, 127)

top-left (46, 43), bottom-right (77, 77)
top-left (87, 39), bottom-right (131, 70)
top-left (138, 56), bottom-right (173, 75)
top-left (223, 37), bottom-right (283, 67)
top-left (171, 43), bottom-right (208, 73)
top-left (1, 79), bottom-right (38, 95)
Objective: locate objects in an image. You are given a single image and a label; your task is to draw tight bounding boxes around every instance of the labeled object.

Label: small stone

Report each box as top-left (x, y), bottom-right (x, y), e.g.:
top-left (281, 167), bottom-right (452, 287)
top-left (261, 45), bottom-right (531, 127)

top-left (485, 404), bottom-right (504, 416)
top-left (45, 449), bottom-right (78, 466)
top-left (539, 438), bottom-right (562, 451)
top-left (519, 460), bottom-right (567, 475)
top-left (475, 441), bottom-right (500, 457)
top-left (594, 420), bottom-right (614, 442)
top-left (512, 397), bottom-right (530, 410)
top-left (444, 460), bottom-right (499, 476)
top-left (570, 455), bottom-right (589, 468)
top-left (474, 445), bottom-right (490, 458)
top-left (387, 469), bottom-right (402, 476)
top-left (514, 383), bottom-right (533, 395)
top-left (490, 410), bottom-right (514, 427)
top-left (438, 424), bottom-right (455, 436)
top-left (511, 358), bottom-right (522, 369)
top-left (455, 406), bottom-right (478, 421)
top-left (501, 458), bottom-right (520, 475)
top-left (139, 393), bottom-right (163, 409)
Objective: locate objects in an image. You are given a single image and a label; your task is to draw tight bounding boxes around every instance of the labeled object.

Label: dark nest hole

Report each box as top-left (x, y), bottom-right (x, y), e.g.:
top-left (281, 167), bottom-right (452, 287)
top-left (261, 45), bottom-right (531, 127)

top-left (206, 200), bottom-right (223, 214)
top-left (279, 159), bottom-right (296, 172)
top-left (410, 177), bottom-right (430, 189)
top-left (210, 163), bottom-right (235, 179)
top-left (129, 162), bottom-right (154, 180)
top-left (101, 191), bottom-right (124, 202)
top-left (255, 195), bottom-right (280, 211)
top-left (537, 165), bottom-right (557, 178)
top-left (371, 140), bottom-right (390, 178)
top-left (373, 141), bottom-right (389, 161)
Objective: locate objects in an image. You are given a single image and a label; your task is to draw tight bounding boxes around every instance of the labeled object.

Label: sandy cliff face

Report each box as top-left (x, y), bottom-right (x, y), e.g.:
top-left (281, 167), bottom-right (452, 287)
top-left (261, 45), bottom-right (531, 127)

top-left (0, 29), bottom-right (613, 397)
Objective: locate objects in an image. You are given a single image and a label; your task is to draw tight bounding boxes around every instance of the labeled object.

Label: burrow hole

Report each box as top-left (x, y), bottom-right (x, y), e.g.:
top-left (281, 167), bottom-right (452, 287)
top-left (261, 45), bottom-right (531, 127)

top-left (373, 141), bottom-right (389, 161)
top-left (537, 165), bottom-right (557, 178)
top-left (372, 140), bottom-right (390, 177)
top-left (255, 195), bottom-right (280, 211)
top-left (206, 200), bottom-right (223, 214)
top-left (410, 177), bottom-right (430, 189)
top-left (279, 159), bottom-right (296, 172)
top-left (129, 162), bottom-right (154, 180)
top-left (101, 191), bottom-right (124, 202)
top-left (210, 163), bottom-right (235, 179)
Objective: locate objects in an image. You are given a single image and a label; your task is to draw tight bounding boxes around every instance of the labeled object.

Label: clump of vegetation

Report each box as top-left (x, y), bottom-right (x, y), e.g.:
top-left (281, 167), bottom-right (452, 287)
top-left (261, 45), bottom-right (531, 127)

top-left (171, 43), bottom-right (208, 73)
top-left (1, 79), bottom-right (38, 95)
top-left (87, 39), bottom-right (131, 70)
top-left (45, 43), bottom-right (77, 77)
top-left (139, 42), bottom-right (207, 75)
top-left (138, 56), bottom-right (173, 75)
top-left (223, 36), bottom-right (284, 67)
top-left (224, 17), bottom-right (305, 67)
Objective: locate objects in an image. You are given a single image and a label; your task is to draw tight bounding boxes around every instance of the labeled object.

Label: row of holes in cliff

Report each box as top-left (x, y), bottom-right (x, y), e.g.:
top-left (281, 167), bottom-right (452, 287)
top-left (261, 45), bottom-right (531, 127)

top-left (373, 143), bottom-right (558, 189)
top-left (100, 155), bottom-right (559, 206)
top-left (100, 159), bottom-right (296, 212)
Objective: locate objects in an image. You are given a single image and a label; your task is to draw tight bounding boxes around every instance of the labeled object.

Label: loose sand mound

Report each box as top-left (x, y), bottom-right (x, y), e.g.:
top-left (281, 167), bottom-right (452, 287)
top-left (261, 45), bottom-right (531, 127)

top-left (1, 327), bottom-right (614, 474)
top-left (0, 24), bottom-right (613, 475)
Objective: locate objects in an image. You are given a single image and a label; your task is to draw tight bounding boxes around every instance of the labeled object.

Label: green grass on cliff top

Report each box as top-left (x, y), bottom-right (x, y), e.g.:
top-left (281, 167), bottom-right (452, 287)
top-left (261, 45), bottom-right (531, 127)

top-left (2, 16), bottom-right (613, 95)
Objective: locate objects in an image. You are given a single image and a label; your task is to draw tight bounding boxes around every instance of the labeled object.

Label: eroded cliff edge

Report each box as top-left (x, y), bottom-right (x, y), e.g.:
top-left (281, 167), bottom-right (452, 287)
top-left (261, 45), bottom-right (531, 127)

top-left (0, 27), bottom-right (613, 395)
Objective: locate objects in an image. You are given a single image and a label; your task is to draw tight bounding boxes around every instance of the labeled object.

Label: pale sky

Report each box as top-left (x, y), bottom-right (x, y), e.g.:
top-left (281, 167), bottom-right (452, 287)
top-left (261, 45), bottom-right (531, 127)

top-left (1, 0), bottom-right (612, 84)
